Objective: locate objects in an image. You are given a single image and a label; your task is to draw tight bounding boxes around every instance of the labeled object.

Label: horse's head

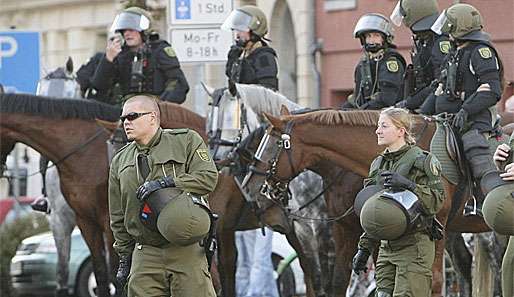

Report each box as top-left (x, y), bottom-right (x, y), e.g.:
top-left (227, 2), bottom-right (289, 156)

top-left (240, 108), bottom-right (311, 222)
top-left (37, 57), bottom-right (81, 99)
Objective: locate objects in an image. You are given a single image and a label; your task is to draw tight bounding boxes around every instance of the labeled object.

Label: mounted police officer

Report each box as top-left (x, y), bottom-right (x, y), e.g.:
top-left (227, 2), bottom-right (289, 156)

top-left (391, 0), bottom-right (450, 112)
top-left (342, 13), bottom-right (406, 110)
top-left (221, 5), bottom-right (279, 94)
top-left (430, 3), bottom-right (505, 213)
top-left (216, 6), bottom-right (281, 297)
top-left (109, 94), bottom-right (218, 296)
top-left (91, 7), bottom-right (190, 105)
top-left (352, 107), bottom-right (444, 297)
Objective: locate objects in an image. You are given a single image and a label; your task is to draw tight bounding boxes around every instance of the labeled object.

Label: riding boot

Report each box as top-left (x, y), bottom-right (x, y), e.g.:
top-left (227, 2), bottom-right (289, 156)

top-left (461, 130), bottom-right (500, 215)
top-left (31, 197), bottom-right (50, 214)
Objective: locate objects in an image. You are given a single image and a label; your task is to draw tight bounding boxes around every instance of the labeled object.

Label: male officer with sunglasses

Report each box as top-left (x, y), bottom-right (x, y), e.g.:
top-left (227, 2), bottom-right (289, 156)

top-left (108, 94), bottom-right (218, 296)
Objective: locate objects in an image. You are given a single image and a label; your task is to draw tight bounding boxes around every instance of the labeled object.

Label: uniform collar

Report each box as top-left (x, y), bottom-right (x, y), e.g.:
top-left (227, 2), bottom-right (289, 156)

top-left (136, 128), bottom-right (162, 153)
top-left (382, 144), bottom-right (411, 160)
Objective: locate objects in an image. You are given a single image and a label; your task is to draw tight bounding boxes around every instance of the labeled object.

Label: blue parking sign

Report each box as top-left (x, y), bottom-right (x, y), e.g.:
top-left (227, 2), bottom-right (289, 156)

top-left (176, 0), bottom-right (191, 20)
top-left (0, 31), bottom-right (40, 94)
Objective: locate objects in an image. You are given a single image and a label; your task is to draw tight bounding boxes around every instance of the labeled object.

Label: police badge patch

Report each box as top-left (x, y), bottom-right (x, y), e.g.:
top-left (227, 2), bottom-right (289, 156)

top-left (478, 47), bottom-right (492, 59)
top-left (439, 41), bottom-right (451, 54)
top-left (164, 47), bottom-right (177, 57)
top-left (196, 149), bottom-right (211, 162)
top-left (386, 60), bottom-right (399, 72)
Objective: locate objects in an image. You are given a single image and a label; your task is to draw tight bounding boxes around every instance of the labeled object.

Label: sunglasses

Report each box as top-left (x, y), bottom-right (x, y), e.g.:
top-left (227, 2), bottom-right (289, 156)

top-left (120, 112), bottom-right (152, 122)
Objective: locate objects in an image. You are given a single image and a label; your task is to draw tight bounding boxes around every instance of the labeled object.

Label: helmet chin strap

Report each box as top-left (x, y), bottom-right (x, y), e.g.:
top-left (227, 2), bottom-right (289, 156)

top-left (365, 43), bottom-right (385, 53)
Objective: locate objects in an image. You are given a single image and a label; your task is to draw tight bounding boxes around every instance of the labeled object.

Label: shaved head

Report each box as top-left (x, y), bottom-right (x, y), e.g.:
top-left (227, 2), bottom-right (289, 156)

top-left (124, 95), bottom-right (161, 122)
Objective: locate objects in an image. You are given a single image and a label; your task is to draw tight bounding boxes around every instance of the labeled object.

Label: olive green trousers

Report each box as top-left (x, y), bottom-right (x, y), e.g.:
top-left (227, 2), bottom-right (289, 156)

top-left (503, 236), bottom-right (514, 297)
top-left (375, 233), bottom-right (435, 297)
top-left (127, 242), bottom-right (216, 297)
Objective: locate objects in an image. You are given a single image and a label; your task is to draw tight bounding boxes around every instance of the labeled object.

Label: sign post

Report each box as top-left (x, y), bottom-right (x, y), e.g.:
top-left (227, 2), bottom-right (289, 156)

top-left (0, 31), bottom-right (40, 94)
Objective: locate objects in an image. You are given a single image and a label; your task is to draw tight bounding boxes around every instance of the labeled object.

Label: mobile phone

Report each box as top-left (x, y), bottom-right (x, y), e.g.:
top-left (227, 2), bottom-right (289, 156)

top-left (110, 32), bottom-right (125, 47)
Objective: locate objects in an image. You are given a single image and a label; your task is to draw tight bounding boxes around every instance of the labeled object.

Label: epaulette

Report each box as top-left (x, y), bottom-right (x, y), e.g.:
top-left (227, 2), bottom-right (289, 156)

top-left (164, 128), bottom-right (189, 134)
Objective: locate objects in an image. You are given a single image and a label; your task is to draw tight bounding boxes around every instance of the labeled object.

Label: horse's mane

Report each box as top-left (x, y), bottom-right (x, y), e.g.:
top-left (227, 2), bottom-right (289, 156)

top-left (0, 94), bottom-right (121, 121)
top-left (158, 102), bottom-right (205, 131)
top-left (288, 109), bottom-right (380, 127)
top-left (235, 84), bottom-right (303, 115)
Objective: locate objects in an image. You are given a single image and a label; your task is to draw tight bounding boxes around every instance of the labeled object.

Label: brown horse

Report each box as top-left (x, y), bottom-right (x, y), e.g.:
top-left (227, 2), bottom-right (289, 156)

top-left (0, 94), bottom-right (319, 297)
top-left (242, 108), bottom-right (494, 297)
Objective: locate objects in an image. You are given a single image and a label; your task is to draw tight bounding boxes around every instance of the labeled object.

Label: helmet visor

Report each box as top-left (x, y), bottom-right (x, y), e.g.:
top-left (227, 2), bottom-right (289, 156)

top-left (110, 12), bottom-right (150, 32)
top-left (390, 1), bottom-right (404, 27)
top-left (221, 10), bottom-right (253, 32)
top-left (381, 190), bottom-right (419, 211)
top-left (431, 10), bottom-right (450, 35)
top-left (354, 14), bottom-right (392, 38)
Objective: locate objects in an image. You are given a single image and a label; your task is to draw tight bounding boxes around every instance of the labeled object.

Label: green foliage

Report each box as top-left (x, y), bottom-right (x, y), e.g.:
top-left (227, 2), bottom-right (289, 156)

top-left (0, 214), bottom-right (49, 297)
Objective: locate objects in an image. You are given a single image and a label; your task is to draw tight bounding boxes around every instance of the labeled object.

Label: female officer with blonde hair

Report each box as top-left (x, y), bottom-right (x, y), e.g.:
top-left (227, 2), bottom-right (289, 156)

top-left (352, 107), bottom-right (445, 297)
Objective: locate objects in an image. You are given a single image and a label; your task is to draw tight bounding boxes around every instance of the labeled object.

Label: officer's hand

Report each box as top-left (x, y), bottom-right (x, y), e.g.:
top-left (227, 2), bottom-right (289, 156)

top-left (116, 255), bottom-right (132, 289)
top-left (500, 163), bottom-right (514, 181)
top-left (381, 171), bottom-right (416, 191)
top-left (352, 249), bottom-right (370, 274)
top-left (106, 37), bottom-right (122, 62)
top-left (227, 45), bottom-right (243, 61)
top-left (452, 109), bottom-right (468, 132)
top-left (494, 143), bottom-right (510, 167)
top-left (136, 176), bottom-right (175, 201)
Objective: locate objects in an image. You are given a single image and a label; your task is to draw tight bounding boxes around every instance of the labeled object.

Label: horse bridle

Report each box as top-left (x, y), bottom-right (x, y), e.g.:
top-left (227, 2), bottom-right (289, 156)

top-left (245, 120), bottom-right (299, 209)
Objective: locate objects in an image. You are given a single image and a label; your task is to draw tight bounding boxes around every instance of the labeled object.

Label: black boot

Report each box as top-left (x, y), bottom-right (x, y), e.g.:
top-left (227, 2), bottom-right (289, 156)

top-left (54, 288), bottom-right (69, 297)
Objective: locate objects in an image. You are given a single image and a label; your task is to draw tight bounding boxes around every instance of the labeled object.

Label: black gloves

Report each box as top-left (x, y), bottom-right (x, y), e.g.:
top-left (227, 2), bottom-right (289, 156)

top-left (227, 45), bottom-right (243, 62)
top-left (116, 255), bottom-right (132, 289)
top-left (136, 176), bottom-right (175, 201)
top-left (352, 249), bottom-right (370, 274)
top-left (381, 171), bottom-right (416, 192)
top-left (452, 109), bottom-right (468, 132)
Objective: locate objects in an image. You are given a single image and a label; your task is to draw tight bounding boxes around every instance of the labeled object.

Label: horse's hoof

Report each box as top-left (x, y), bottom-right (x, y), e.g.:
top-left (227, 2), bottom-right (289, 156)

top-left (31, 197), bottom-right (50, 214)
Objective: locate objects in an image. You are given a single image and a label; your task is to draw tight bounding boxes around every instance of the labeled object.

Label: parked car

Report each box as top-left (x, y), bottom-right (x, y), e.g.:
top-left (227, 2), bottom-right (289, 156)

top-left (10, 229), bottom-right (304, 297)
top-left (10, 228), bottom-right (107, 297)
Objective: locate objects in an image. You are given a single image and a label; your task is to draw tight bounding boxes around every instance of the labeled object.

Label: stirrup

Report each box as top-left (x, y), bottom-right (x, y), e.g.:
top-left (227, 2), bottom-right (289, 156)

top-left (463, 197), bottom-right (483, 217)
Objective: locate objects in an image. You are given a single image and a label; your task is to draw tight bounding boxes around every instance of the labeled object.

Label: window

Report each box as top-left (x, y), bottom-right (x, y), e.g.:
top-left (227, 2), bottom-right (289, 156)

top-left (324, 0), bottom-right (357, 11)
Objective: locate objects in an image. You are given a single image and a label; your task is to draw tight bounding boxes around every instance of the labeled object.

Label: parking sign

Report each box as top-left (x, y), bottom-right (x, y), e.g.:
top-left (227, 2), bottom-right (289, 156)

top-left (0, 31), bottom-right (40, 94)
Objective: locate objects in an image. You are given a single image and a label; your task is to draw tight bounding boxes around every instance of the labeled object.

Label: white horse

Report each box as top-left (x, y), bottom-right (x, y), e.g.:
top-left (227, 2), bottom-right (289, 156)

top-left (204, 83), bottom-right (332, 297)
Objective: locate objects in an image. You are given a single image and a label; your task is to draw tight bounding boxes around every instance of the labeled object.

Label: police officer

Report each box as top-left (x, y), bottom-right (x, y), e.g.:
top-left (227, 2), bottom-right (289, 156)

top-left (221, 5), bottom-right (279, 92)
top-left (430, 3), bottom-right (505, 212)
top-left (352, 107), bottom-right (444, 297)
top-left (91, 7), bottom-right (189, 104)
top-left (391, 0), bottom-right (450, 112)
top-left (342, 13), bottom-right (406, 110)
top-left (76, 52), bottom-right (115, 99)
top-left (109, 94), bottom-right (218, 296)
top-left (490, 138), bottom-right (514, 297)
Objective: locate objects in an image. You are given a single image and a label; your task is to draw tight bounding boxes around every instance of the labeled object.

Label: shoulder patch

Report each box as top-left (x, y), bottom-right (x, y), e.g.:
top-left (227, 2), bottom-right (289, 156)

top-left (196, 149), bottom-right (211, 162)
top-left (424, 154), bottom-right (441, 177)
top-left (478, 47), bottom-right (492, 59)
top-left (169, 128), bottom-right (189, 134)
top-left (386, 59), bottom-right (399, 72)
top-left (164, 46), bottom-right (176, 57)
top-left (439, 41), bottom-right (451, 54)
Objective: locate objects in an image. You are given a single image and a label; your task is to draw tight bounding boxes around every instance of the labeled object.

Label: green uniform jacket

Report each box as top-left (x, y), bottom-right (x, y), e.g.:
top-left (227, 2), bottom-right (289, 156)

top-left (359, 144), bottom-right (445, 252)
top-left (108, 128), bottom-right (218, 257)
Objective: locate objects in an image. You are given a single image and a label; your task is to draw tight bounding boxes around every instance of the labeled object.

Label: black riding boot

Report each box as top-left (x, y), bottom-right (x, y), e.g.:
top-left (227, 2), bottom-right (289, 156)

top-left (461, 130), bottom-right (501, 216)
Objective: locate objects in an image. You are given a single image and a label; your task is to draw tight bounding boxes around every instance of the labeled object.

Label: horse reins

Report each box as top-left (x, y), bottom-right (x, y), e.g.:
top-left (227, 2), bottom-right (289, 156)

top-left (2, 127), bottom-right (107, 179)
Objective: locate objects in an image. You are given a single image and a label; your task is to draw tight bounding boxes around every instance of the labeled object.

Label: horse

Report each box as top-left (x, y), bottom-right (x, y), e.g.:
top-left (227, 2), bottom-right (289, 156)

top-left (34, 58), bottom-right (81, 297)
top-left (241, 108), bottom-right (501, 297)
top-left (204, 83), bottom-right (339, 297)
top-left (0, 93), bottom-right (293, 297)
